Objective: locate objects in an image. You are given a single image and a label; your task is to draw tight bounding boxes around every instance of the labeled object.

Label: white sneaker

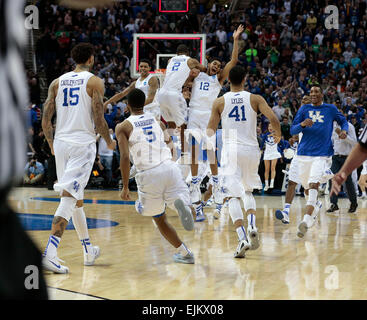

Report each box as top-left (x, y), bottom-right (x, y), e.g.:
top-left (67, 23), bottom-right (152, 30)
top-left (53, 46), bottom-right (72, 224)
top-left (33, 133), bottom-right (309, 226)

top-left (212, 180), bottom-right (223, 204)
top-left (43, 255), bottom-right (69, 274)
top-left (247, 225), bottom-right (260, 250)
top-left (297, 214), bottom-right (313, 238)
top-left (213, 203), bottom-right (222, 220)
top-left (205, 196), bottom-right (214, 208)
top-left (311, 200), bottom-right (322, 225)
top-left (189, 182), bottom-right (201, 204)
top-left (84, 245), bottom-right (100, 266)
top-left (275, 209), bottom-right (290, 224)
top-left (264, 185), bottom-right (269, 191)
top-left (234, 239), bottom-right (251, 258)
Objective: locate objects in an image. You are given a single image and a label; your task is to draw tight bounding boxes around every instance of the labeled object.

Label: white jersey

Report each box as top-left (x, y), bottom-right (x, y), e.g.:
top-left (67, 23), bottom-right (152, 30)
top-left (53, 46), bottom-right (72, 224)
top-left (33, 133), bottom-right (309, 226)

top-left (162, 55), bottom-right (190, 91)
top-left (135, 74), bottom-right (154, 98)
top-left (126, 113), bottom-right (171, 172)
top-left (55, 71), bottom-right (96, 145)
top-left (221, 91), bottom-right (258, 147)
top-left (190, 72), bottom-right (222, 112)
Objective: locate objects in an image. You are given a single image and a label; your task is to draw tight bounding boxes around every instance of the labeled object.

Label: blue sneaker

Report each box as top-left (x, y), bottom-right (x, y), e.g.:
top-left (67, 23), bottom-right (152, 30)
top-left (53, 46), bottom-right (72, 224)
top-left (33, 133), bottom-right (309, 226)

top-left (275, 210), bottom-right (290, 224)
top-left (173, 252), bottom-right (195, 264)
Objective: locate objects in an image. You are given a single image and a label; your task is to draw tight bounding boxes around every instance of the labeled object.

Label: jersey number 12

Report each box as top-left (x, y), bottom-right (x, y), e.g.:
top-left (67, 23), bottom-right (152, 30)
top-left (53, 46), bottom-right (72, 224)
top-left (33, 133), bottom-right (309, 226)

top-left (228, 105), bottom-right (246, 121)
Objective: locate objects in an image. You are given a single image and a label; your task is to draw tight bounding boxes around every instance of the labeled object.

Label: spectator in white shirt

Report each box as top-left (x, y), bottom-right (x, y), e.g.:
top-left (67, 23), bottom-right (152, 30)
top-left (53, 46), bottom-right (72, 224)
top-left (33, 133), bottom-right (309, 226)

top-left (292, 45), bottom-right (306, 64)
top-left (327, 122), bottom-right (358, 213)
top-left (343, 45), bottom-right (354, 63)
top-left (272, 98), bottom-right (285, 120)
top-left (216, 25), bottom-right (227, 44)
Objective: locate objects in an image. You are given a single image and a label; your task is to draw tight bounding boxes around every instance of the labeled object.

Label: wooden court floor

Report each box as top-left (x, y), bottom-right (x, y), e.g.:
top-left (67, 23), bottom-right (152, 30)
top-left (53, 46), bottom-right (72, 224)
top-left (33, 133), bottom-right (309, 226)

top-left (8, 187), bottom-right (367, 300)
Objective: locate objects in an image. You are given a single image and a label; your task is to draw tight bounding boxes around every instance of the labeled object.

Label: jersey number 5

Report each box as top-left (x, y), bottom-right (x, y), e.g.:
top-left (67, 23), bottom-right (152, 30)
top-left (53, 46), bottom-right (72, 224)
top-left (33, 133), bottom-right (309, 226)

top-left (228, 105), bottom-right (246, 121)
top-left (62, 87), bottom-right (80, 107)
top-left (142, 126), bottom-right (157, 143)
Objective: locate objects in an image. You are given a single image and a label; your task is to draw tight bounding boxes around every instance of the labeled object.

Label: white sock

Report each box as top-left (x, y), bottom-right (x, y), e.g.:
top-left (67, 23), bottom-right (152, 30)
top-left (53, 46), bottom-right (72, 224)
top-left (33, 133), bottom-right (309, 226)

top-left (265, 180), bottom-right (269, 187)
top-left (283, 203), bottom-right (291, 214)
top-left (72, 207), bottom-right (93, 254)
top-left (247, 214), bottom-right (256, 227)
top-left (236, 226), bottom-right (247, 241)
top-left (72, 207), bottom-right (90, 240)
top-left (191, 175), bottom-right (199, 184)
top-left (44, 235), bottom-right (61, 258)
top-left (363, 191), bottom-right (366, 196)
top-left (177, 242), bottom-right (191, 255)
top-left (270, 179), bottom-right (274, 187)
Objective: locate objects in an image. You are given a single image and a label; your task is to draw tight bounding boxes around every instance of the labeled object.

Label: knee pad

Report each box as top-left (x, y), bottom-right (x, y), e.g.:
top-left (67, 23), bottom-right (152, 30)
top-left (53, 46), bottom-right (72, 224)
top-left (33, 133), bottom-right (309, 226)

top-left (243, 191), bottom-right (256, 212)
top-left (228, 198), bottom-right (243, 224)
top-left (306, 188), bottom-right (318, 207)
top-left (55, 197), bottom-right (77, 222)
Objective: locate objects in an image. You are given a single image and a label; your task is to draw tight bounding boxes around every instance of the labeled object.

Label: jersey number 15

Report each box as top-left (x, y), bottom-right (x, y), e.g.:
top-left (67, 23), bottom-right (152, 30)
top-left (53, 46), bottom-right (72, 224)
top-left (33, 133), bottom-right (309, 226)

top-left (228, 105), bottom-right (246, 121)
top-left (62, 87), bottom-right (80, 107)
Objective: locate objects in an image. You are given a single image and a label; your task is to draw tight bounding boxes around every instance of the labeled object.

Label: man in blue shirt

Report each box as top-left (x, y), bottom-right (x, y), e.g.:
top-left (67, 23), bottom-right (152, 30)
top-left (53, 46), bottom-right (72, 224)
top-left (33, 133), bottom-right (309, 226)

top-left (290, 84), bottom-right (348, 238)
top-left (24, 157), bottom-right (45, 185)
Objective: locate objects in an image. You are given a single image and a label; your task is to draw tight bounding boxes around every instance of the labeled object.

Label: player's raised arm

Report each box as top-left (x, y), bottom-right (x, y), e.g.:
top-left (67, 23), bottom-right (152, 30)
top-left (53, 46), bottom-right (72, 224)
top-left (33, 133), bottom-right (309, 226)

top-left (115, 120), bottom-right (133, 200)
top-left (42, 78), bottom-right (59, 155)
top-left (251, 94), bottom-right (281, 143)
top-left (103, 81), bottom-right (136, 111)
top-left (145, 76), bottom-right (159, 106)
top-left (218, 24), bottom-right (244, 85)
top-left (89, 76), bottom-right (116, 150)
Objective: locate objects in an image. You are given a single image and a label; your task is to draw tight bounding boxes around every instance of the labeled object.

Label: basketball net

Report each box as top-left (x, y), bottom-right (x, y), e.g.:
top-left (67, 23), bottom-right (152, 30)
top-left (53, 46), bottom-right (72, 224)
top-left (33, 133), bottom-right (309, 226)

top-left (155, 69), bottom-right (166, 88)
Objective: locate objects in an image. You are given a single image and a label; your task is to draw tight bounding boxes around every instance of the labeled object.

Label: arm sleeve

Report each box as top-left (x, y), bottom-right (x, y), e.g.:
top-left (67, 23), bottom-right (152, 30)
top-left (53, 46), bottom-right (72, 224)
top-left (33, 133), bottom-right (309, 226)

top-left (290, 105), bottom-right (305, 135)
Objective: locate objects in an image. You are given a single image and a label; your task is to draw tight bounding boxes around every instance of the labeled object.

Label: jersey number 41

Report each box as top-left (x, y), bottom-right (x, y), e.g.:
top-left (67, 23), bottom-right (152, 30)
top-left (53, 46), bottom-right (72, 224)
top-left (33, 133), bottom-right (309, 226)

top-left (228, 105), bottom-right (246, 121)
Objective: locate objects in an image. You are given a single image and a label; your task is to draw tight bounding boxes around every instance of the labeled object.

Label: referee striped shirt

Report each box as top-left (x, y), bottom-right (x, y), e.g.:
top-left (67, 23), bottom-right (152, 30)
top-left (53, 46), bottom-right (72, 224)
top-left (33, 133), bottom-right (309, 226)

top-left (0, 0), bottom-right (28, 188)
top-left (359, 125), bottom-right (367, 148)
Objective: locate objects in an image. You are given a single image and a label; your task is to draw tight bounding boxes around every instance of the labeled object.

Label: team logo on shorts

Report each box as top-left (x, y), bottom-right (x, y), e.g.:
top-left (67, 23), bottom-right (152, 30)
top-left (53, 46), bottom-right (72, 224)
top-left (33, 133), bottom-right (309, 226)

top-left (73, 181), bottom-right (80, 192)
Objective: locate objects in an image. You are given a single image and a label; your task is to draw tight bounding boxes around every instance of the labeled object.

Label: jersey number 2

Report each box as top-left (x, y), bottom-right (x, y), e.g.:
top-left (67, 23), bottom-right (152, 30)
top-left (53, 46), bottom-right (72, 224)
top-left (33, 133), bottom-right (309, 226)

top-left (228, 105), bottom-right (246, 121)
top-left (62, 87), bottom-right (80, 107)
top-left (171, 62), bottom-right (181, 71)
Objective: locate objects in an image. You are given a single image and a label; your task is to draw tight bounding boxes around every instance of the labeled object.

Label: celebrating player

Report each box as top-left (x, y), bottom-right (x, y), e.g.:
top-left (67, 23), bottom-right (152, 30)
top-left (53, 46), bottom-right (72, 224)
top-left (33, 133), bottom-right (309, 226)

top-left (42, 43), bottom-right (116, 273)
top-left (207, 65), bottom-right (281, 258)
top-left (116, 88), bottom-right (196, 264)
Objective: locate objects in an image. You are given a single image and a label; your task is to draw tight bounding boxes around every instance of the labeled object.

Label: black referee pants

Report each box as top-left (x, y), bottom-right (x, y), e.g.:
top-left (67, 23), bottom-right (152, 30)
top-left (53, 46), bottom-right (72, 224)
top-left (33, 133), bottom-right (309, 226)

top-left (0, 187), bottom-right (48, 299)
top-left (328, 155), bottom-right (357, 205)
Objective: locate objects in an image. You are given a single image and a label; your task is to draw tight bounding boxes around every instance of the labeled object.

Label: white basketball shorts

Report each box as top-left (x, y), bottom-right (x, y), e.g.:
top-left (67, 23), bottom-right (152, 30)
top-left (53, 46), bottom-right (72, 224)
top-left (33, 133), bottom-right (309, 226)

top-left (297, 155), bottom-right (332, 189)
top-left (135, 160), bottom-right (191, 216)
top-left (53, 139), bottom-right (96, 200)
top-left (157, 88), bottom-right (188, 126)
top-left (221, 144), bottom-right (262, 196)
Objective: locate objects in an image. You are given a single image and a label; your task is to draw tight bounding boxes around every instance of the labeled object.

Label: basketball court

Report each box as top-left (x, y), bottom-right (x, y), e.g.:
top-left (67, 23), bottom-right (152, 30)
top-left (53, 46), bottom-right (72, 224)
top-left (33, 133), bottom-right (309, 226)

top-left (10, 187), bottom-right (367, 300)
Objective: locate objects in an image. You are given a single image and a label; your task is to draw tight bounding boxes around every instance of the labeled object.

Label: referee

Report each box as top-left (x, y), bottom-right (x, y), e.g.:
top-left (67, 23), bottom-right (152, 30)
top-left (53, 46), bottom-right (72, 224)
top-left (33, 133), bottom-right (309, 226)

top-left (0, 0), bottom-right (115, 299)
top-left (0, 0), bottom-right (48, 299)
top-left (327, 122), bottom-right (358, 213)
top-left (332, 124), bottom-right (367, 197)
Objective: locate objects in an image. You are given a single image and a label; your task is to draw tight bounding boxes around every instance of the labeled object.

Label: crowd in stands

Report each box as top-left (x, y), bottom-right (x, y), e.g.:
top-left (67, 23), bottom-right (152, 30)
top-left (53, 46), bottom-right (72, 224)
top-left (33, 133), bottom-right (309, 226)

top-left (26, 0), bottom-right (367, 192)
